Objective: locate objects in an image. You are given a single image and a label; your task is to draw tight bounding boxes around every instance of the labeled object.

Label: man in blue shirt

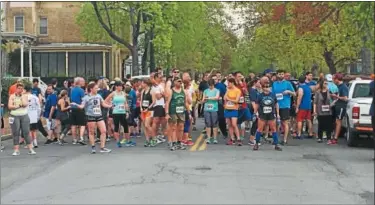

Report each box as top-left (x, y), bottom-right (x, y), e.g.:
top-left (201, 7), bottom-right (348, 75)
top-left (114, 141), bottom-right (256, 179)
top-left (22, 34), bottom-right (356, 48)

top-left (125, 81), bottom-right (138, 137)
top-left (296, 76), bottom-right (313, 139)
top-left (70, 77), bottom-right (86, 145)
top-left (213, 73), bottom-right (227, 138)
top-left (272, 69), bottom-right (296, 145)
top-left (44, 85), bottom-right (58, 145)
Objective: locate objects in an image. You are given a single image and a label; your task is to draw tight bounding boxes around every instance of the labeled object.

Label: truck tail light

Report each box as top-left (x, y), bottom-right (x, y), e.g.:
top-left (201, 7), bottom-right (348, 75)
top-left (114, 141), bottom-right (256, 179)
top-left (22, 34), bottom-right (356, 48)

top-left (352, 106), bottom-right (360, 119)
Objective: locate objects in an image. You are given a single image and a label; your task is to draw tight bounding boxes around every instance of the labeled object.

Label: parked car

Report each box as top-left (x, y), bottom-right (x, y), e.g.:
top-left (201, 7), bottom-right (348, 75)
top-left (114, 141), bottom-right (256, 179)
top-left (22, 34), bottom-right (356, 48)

top-left (342, 79), bottom-right (373, 146)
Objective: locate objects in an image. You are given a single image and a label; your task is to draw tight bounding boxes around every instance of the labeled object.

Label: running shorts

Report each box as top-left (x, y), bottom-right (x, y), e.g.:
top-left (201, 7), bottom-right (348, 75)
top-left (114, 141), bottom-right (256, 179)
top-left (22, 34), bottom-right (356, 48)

top-left (70, 109), bottom-right (86, 126)
top-left (224, 110), bottom-right (238, 118)
top-left (204, 111), bottom-right (218, 127)
top-left (297, 109), bottom-right (311, 122)
top-left (279, 108), bottom-right (290, 121)
top-left (86, 115), bottom-right (103, 122)
top-left (237, 108), bottom-right (252, 124)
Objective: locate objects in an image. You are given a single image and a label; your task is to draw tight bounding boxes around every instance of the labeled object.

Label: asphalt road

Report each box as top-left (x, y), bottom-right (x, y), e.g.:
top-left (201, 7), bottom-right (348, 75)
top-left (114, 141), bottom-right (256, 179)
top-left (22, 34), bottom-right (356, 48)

top-left (0, 119), bottom-right (374, 204)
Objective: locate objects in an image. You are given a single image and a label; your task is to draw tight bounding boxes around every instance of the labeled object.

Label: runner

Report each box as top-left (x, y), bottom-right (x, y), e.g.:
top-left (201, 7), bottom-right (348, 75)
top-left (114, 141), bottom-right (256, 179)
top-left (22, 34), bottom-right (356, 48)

top-left (202, 79), bottom-right (220, 144)
top-left (105, 81), bottom-right (135, 147)
top-left (234, 71), bottom-right (252, 142)
top-left (272, 69), bottom-right (296, 145)
top-left (151, 73), bottom-right (167, 145)
top-left (165, 77), bottom-right (188, 151)
top-left (248, 78), bottom-right (260, 145)
top-left (253, 77), bottom-right (282, 151)
top-left (8, 83), bottom-right (36, 156)
top-left (44, 85), bottom-right (59, 145)
top-left (140, 79), bottom-right (155, 147)
top-left (25, 84), bottom-right (41, 148)
top-left (213, 73), bottom-right (228, 138)
top-left (296, 76), bottom-right (314, 139)
top-left (313, 79), bottom-right (333, 143)
top-left (72, 83), bottom-right (111, 153)
top-left (182, 72), bottom-right (194, 146)
top-left (224, 78), bottom-right (242, 146)
top-left (97, 78), bottom-right (111, 142)
top-left (70, 77), bottom-right (87, 145)
top-left (56, 90), bottom-right (71, 145)
top-left (125, 81), bottom-right (138, 138)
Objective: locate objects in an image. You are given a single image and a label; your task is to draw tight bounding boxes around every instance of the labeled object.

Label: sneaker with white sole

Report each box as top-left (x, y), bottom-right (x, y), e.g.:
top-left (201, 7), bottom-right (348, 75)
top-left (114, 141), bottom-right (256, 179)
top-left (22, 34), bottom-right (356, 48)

top-left (12, 150), bottom-right (20, 156)
top-left (28, 149), bottom-right (36, 155)
top-left (100, 148), bottom-right (112, 153)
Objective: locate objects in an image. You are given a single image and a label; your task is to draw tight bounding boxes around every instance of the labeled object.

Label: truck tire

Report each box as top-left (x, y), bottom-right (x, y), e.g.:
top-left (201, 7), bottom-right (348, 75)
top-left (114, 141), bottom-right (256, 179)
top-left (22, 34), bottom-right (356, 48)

top-left (346, 118), bottom-right (358, 147)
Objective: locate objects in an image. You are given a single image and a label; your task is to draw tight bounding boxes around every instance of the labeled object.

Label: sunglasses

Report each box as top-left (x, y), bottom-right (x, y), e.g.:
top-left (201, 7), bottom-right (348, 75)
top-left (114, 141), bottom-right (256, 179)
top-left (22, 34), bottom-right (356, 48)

top-left (174, 71), bottom-right (179, 73)
top-left (176, 80), bottom-right (182, 83)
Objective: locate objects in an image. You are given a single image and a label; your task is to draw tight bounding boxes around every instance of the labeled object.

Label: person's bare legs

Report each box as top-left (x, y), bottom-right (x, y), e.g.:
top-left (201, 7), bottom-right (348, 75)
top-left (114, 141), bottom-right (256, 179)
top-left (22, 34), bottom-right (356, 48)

top-left (227, 118), bottom-right (234, 140)
top-left (87, 122), bottom-right (96, 147)
top-left (97, 121), bottom-right (107, 148)
top-left (334, 119), bottom-right (342, 140)
top-left (213, 127), bottom-right (218, 140)
top-left (231, 118), bottom-right (240, 141)
top-left (282, 120), bottom-right (289, 142)
top-left (79, 126), bottom-right (86, 141)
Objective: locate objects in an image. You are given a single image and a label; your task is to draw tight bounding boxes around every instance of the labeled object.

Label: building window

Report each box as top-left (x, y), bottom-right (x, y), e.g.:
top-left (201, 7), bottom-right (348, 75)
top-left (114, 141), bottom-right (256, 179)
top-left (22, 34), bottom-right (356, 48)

top-left (40, 17), bottom-right (48, 35)
top-left (14, 15), bottom-right (24, 32)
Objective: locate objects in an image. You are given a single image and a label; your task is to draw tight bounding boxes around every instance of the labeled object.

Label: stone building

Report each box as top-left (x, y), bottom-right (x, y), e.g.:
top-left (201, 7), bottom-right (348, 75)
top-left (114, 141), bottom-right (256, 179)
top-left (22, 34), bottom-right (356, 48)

top-left (1, 1), bottom-right (124, 80)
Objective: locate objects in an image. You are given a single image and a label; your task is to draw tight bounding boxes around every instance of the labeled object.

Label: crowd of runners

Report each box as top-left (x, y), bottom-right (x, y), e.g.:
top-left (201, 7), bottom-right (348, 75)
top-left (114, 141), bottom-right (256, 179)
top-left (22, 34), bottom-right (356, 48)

top-left (1, 68), bottom-right (374, 156)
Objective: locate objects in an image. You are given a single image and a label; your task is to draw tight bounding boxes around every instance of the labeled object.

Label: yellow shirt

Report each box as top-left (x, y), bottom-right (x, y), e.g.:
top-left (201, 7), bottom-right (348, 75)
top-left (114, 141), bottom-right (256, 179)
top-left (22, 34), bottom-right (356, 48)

top-left (224, 87), bottom-right (241, 110)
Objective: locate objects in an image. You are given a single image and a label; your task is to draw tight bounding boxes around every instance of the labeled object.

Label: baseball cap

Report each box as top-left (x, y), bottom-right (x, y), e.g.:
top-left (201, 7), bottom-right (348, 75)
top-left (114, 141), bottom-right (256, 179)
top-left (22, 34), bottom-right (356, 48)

top-left (114, 81), bottom-right (122, 86)
top-left (125, 81), bottom-right (132, 87)
top-left (325, 74), bottom-right (333, 81)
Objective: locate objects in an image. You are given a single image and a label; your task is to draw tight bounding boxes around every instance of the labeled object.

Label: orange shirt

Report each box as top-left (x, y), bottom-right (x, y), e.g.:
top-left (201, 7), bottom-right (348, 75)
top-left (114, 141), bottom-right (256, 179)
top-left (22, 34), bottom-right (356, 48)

top-left (224, 87), bottom-right (241, 110)
top-left (8, 83), bottom-right (17, 96)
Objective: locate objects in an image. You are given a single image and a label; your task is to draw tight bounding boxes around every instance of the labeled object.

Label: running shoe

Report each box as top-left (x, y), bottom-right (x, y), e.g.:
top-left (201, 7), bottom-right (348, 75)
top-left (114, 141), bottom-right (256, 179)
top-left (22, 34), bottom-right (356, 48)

top-left (0, 143), bottom-right (4, 151)
top-left (144, 140), bottom-right (150, 147)
top-left (150, 139), bottom-right (157, 147)
top-left (296, 136), bottom-right (303, 140)
top-left (327, 139), bottom-right (337, 145)
top-left (91, 148), bottom-right (96, 154)
top-left (226, 139), bottom-right (234, 145)
top-left (237, 139), bottom-right (243, 146)
top-left (274, 145), bottom-right (282, 151)
top-left (240, 136), bottom-right (244, 141)
top-left (253, 143), bottom-right (259, 151)
top-left (106, 137), bottom-right (111, 142)
top-left (78, 139), bottom-right (87, 145)
top-left (125, 141), bottom-right (136, 147)
top-left (120, 139), bottom-right (128, 144)
top-left (100, 148), bottom-right (112, 153)
top-left (52, 138), bottom-right (59, 144)
top-left (205, 138), bottom-right (211, 144)
top-left (212, 139), bottom-right (218, 144)
top-left (12, 150), bottom-right (20, 156)
top-left (44, 139), bottom-right (53, 145)
top-left (188, 135), bottom-right (193, 141)
top-left (168, 142), bottom-right (173, 148)
top-left (170, 144), bottom-right (177, 151)
top-left (72, 139), bottom-right (78, 145)
top-left (116, 141), bottom-right (122, 148)
top-left (317, 139), bottom-right (323, 143)
top-left (248, 140), bottom-right (255, 146)
top-left (279, 141), bottom-right (287, 146)
top-left (95, 138), bottom-right (100, 143)
top-left (185, 140), bottom-right (194, 146)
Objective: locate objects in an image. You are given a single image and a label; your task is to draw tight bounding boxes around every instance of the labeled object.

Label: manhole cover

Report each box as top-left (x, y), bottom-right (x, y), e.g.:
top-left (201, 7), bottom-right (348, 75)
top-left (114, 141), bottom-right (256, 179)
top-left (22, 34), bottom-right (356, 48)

top-left (194, 166), bottom-right (212, 171)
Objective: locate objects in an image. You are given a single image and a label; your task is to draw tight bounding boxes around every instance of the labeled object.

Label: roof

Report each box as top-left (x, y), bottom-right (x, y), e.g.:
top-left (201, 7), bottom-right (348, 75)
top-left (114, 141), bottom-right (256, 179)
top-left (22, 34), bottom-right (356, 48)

top-left (31, 43), bottom-right (112, 50)
top-left (1, 32), bottom-right (37, 42)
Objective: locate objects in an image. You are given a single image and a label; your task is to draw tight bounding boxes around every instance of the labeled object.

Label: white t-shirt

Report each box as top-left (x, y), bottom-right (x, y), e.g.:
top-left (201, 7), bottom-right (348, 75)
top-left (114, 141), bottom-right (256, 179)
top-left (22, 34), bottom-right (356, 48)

top-left (151, 84), bottom-right (165, 106)
top-left (28, 94), bottom-right (41, 124)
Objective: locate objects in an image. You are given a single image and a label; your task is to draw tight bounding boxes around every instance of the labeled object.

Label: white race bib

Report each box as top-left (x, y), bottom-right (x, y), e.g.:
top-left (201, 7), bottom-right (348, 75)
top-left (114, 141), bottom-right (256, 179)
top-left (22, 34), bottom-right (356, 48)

top-left (118, 105), bottom-right (125, 110)
top-left (206, 104), bottom-right (214, 111)
top-left (176, 106), bottom-right (184, 114)
top-left (226, 101), bottom-right (235, 108)
top-left (263, 106), bottom-right (272, 114)
top-left (93, 107), bottom-right (101, 115)
top-left (239, 96), bottom-right (244, 103)
top-left (321, 105), bottom-right (330, 112)
top-left (9, 117), bottom-right (14, 124)
top-left (276, 93), bottom-right (283, 101)
top-left (142, 100), bottom-right (149, 108)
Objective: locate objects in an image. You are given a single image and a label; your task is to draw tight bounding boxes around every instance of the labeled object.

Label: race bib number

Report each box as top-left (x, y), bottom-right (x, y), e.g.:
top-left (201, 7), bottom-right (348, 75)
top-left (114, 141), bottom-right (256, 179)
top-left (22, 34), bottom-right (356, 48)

top-left (9, 117), bottom-right (14, 124)
top-left (276, 93), bottom-right (283, 101)
top-left (142, 100), bottom-right (149, 108)
top-left (176, 106), bottom-right (184, 114)
top-left (93, 107), bottom-right (101, 115)
top-left (118, 105), bottom-right (125, 110)
top-left (321, 105), bottom-right (330, 112)
top-left (263, 106), bottom-right (272, 114)
top-left (239, 97), bottom-right (244, 103)
top-left (206, 104), bottom-right (214, 111)
top-left (226, 101), bottom-right (235, 108)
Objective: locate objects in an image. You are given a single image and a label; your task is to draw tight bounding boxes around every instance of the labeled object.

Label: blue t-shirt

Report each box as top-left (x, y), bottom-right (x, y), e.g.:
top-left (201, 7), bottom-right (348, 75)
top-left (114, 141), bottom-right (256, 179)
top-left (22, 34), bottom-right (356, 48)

top-left (327, 82), bottom-right (339, 94)
top-left (203, 88), bottom-right (219, 112)
top-left (256, 92), bottom-right (277, 116)
top-left (249, 88), bottom-right (259, 113)
top-left (31, 87), bottom-right (41, 97)
top-left (44, 93), bottom-right (58, 118)
top-left (272, 80), bottom-right (295, 109)
top-left (299, 84), bottom-right (312, 110)
top-left (306, 81), bottom-right (317, 86)
top-left (336, 83), bottom-right (349, 107)
top-left (370, 81), bottom-right (374, 116)
top-left (215, 83), bottom-right (227, 98)
top-left (127, 89), bottom-right (137, 110)
top-left (70, 86), bottom-right (85, 108)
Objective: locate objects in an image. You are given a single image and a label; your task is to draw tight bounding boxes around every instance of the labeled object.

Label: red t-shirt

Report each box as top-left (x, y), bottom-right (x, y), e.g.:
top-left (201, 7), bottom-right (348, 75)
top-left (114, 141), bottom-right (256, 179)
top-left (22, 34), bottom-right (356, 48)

top-left (236, 82), bottom-right (248, 109)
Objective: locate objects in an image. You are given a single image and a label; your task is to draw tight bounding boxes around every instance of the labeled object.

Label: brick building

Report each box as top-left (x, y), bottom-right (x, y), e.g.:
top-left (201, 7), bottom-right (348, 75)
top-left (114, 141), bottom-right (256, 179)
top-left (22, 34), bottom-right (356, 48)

top-left (1, 1), bottom-right (124, 79)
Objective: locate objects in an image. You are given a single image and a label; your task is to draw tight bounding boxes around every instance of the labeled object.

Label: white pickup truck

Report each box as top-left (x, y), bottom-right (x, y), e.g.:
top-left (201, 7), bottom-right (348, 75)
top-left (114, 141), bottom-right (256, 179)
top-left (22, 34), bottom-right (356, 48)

top-left (342, 79), bottom-right (373, 147)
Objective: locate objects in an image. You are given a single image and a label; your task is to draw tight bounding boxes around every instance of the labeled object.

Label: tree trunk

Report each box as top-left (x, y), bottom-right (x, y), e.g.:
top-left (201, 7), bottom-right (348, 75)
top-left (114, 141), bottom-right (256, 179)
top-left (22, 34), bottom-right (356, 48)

top-left (141, 33), bottom-right (150, 75)
top-left (149, 26), bottom-right (155, 73)
top-left (323, 50), bottom-right (336, 74)
top-left (131, 46), bottom-right (139, 76)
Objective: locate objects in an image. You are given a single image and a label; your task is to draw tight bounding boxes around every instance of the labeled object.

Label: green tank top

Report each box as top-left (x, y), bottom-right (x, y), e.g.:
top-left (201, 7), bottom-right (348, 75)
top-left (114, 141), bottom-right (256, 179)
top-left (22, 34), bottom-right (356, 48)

top-left (169, 89), bottom-right (185, 115)
top-left (10, 95), bottom-right (28, 116)
top-left (112, 91), bottom-right (126, 114)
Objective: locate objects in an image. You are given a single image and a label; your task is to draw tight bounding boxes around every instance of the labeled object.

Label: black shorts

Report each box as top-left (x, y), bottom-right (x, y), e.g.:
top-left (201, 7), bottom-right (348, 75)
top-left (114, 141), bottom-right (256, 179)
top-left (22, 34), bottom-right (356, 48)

top-left (134, 107), bottom-right (140, 118)
top-left (86, 115), bottom-right (103, 122)
top-left (30, 123), bottom-right (38, 130)
top-left (153, 105), bottom-right (165, 117)
top-left (334, 106), bottom-right (347, 120)
top-left (70, 109), bottom-right (86, 126)
top-left (279, 108), bottom-right (290, 121)
top-left (290, 105), bottom-right (296, 117)
top-left (259, 114), bottom-right (276, 121)
top-left (1, 117), bottom-right (4, 129)
top-left (127, 109), bottom-right (137, 126)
